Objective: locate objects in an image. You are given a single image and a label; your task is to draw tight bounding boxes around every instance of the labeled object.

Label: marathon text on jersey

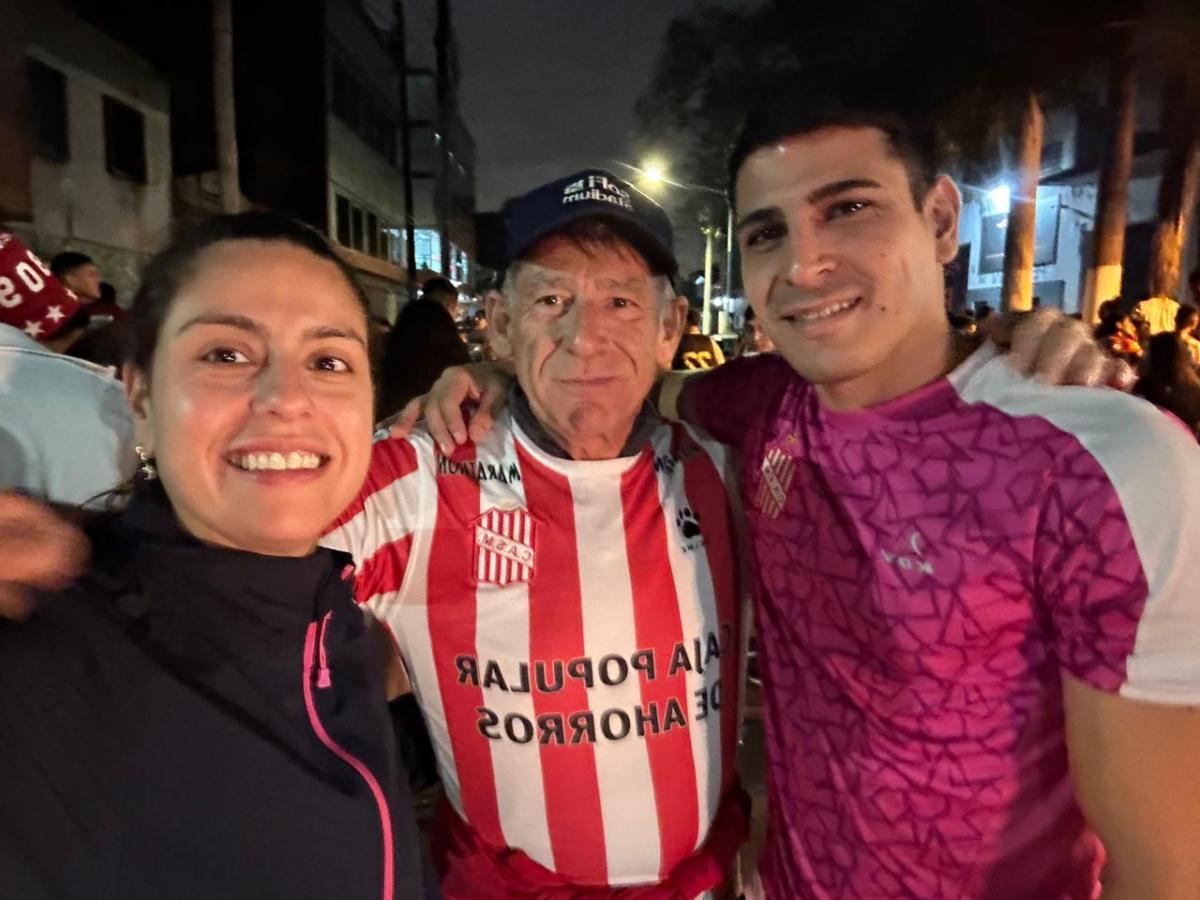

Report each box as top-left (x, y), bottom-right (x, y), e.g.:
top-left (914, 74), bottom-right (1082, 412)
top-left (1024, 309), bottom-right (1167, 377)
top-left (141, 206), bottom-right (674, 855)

top-left (437, 454), bottom-right (522, 484)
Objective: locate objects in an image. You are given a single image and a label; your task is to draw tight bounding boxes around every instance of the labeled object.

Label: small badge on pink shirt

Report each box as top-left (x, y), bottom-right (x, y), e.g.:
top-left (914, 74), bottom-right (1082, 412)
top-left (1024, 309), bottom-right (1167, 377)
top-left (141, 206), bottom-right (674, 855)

top-left (758, 444), bottom-right (797, 519)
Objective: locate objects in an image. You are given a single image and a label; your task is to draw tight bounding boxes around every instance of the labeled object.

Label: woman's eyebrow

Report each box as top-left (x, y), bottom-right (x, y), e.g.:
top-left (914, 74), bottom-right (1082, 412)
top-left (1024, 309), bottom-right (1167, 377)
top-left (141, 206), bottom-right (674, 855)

top-left (303, 325), bottom-right (367, 347)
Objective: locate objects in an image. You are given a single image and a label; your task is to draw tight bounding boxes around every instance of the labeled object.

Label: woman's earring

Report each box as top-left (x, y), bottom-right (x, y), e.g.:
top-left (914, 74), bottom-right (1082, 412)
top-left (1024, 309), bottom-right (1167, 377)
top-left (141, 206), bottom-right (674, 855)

top-left (134, 445), bottom-right (158, 481)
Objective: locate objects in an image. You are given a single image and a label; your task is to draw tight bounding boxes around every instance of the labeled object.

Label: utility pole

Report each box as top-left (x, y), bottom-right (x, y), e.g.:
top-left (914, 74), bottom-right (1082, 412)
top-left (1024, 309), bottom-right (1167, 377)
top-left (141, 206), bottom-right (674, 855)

top-left (392, 0), bottom-right (417, 301)
top-left (213, 0), bottom-right (241, 214)
top-left (434, 0), bottom-right (451, 277)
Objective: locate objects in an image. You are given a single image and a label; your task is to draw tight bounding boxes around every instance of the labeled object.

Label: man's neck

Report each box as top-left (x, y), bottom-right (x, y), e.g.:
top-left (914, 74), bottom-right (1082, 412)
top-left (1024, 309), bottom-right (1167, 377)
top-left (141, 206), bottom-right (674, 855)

top-left (558, 432), bottom-right (633, 460)
top-left (510, 387), bottom-right (658, 460)
top-left (815, 323), bottom-right (976, 412)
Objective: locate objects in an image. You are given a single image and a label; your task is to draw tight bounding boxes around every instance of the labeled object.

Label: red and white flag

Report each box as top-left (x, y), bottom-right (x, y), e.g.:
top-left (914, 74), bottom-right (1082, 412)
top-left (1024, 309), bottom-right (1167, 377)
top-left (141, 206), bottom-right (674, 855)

top-left (0, 232), bottom-right (83, 341)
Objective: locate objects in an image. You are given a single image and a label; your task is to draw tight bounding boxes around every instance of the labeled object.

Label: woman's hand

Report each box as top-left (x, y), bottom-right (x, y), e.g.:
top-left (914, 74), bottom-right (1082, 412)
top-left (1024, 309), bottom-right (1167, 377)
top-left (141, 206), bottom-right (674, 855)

top-left (0, 492), bottom-right (89, 620)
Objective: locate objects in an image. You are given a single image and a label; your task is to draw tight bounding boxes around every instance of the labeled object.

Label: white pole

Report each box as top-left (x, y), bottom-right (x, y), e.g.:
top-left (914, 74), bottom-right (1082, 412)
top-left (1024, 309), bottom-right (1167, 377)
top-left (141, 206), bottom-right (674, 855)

top-left (702, 227), bottom-right (714, 333)
top-left (724, 204), bottom-right (734, 298)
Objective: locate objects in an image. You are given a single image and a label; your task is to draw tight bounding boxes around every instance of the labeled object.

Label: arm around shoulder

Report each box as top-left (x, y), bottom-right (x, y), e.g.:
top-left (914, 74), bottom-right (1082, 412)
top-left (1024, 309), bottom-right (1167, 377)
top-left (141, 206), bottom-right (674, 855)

top-left (663, 353), bottom-right (793, 445)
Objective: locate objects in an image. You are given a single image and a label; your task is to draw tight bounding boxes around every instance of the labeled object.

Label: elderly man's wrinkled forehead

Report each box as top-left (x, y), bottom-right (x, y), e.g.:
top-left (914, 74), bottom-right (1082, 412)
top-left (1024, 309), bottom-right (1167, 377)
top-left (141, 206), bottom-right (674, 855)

top-left (506, 225), bottom-right (652, 281)
top-left (516, 246), bottom-right (648, 284)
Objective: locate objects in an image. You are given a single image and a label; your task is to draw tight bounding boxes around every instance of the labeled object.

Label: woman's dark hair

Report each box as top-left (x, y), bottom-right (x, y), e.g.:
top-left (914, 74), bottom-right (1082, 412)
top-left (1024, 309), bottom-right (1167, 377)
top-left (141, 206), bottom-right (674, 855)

top-left (1133, 332), bottom-right (1200, 435)
top-left (376, 297), bottom-right (470, 420)
top-left (1141, 332), bottom-right (1196, 388)
top-left (128, 211), bottom-right (371, 374)
top-left (1175, 304), bottom-right (1199, 331)
top-left (420, 276), bottom-right (459, 305)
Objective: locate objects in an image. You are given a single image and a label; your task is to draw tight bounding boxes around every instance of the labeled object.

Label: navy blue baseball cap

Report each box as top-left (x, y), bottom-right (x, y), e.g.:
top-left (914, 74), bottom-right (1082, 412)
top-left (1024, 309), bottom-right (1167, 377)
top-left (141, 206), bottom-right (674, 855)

top-left (503, 170), bottom-right (678, 278)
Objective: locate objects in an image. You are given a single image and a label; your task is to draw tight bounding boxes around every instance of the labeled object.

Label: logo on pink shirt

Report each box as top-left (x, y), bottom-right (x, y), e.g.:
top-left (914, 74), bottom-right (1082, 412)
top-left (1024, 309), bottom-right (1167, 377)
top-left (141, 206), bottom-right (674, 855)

top-left (758, 445), bottom-right (797, 519)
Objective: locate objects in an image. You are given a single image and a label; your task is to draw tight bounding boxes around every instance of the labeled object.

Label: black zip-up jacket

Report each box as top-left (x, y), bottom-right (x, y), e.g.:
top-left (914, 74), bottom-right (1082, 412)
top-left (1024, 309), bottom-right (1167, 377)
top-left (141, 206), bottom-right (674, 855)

top-left (0, 485), bottom-right (437, 899)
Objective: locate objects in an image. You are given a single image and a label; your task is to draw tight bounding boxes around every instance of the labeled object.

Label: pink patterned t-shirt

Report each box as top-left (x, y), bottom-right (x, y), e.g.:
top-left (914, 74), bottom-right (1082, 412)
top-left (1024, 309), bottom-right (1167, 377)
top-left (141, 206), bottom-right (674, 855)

top-left (688, 346), bottom-right (1200, 899)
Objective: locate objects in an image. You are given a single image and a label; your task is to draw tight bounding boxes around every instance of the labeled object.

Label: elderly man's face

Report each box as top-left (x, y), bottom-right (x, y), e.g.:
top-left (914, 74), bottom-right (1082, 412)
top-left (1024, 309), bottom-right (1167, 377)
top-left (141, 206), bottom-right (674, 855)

top-left (488, 235), bottom-right (685, 458)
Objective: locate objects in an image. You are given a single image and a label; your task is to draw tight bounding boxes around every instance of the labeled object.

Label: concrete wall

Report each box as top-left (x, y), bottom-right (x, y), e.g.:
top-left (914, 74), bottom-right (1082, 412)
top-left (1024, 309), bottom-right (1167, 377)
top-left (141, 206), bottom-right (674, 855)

top-left (324, 0), bottom-right (475, 289)
top-left (5, 1), bottom-right (172, 301)
top-left (327, 114), bottom-right (409, 228)
top-left (960, 175), bottom-right (1163, 315)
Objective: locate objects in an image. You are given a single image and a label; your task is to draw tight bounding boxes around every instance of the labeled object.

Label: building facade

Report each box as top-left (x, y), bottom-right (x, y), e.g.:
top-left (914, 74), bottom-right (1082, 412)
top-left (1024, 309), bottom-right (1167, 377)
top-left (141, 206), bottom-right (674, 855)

top-left (955, 85), bottom-right (1199, 315)
top-left (2, 0), bottom-right (478, 321)
top-left (1, 0), bottom-right (172, 300)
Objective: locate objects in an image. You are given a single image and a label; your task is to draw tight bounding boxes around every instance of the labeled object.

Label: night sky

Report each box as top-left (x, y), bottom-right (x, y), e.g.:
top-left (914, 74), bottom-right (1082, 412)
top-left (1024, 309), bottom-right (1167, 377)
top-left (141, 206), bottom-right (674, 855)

top-left (454, 0), bottom-right (746, 270)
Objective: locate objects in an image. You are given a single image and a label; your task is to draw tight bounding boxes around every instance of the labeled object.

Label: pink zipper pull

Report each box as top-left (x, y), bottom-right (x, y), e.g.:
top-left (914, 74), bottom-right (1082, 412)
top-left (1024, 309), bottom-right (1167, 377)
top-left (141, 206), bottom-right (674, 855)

top-left (316, 610), bottom-right (333, 689)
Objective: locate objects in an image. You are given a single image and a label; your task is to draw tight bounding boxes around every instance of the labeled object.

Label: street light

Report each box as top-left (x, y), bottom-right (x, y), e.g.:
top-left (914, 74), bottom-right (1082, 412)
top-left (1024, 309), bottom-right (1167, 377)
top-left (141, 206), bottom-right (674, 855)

top-left (617, 159), bottom-right (734, 335)
top-left (641, 161), bottom-right (666, 185)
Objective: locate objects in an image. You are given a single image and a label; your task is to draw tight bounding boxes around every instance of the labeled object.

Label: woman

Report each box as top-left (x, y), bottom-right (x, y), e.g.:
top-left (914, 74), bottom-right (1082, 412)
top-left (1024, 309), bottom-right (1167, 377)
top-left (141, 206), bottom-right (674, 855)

top-left (1133, 331), bottom-right (1200, 438)
top-left (376, 278), bottom-right (470, 420)
top-left (0, 213), bottom-right (436, 899)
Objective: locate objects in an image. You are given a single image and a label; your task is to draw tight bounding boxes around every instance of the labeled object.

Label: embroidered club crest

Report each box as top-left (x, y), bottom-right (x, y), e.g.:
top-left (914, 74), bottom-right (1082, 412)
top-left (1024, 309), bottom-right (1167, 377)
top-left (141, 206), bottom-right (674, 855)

top-left (473, 507), bottom-right (537, 586)
top-left (757, 447), bottom-right (796, 519)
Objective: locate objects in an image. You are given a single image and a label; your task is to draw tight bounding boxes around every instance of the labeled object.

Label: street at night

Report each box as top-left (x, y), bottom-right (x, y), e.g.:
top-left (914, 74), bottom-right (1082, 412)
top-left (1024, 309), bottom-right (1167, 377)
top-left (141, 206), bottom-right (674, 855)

top-left (1, 1), bottom-right (1198, 898)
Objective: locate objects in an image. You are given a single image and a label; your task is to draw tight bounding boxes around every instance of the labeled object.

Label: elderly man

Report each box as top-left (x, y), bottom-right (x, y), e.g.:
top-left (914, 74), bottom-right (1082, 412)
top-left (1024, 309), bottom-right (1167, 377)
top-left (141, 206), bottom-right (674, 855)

top-left (325, 170), bottom-right (749, 899)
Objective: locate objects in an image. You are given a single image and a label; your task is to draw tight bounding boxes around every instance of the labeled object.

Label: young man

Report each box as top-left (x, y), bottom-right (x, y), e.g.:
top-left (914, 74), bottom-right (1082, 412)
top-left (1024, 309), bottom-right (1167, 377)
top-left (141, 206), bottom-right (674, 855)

top-left (663, 74), bottom-right (1200, 898)
top-left (48, 251), bottom-right (102, 304)
top-left (327, 171), bottom-right (749, 898)
top-left (673, 308), bottom-right (727, 370)
top-left (405, 77), bottom-right (1190, 899)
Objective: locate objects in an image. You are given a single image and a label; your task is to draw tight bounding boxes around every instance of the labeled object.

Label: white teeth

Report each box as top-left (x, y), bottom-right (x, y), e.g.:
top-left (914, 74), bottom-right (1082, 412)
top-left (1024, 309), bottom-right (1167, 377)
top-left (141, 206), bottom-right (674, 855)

top-left (232, 451), bottom-right (324, 471)
top-left (792, 298), bottom-right (859, 322)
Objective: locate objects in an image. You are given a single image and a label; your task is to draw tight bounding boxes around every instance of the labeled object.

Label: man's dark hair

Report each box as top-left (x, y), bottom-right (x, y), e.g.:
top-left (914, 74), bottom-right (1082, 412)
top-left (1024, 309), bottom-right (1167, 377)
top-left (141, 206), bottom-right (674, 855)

top-left (686, 307), bottom-right (702, 329)
top-left (50, 250), bottom-right (94, 279)
top-left (727, 66), bottom-right (940, 210)
top-left (420, 276), bottom-right (459, 304)
top-left (1176, 304), bottom-right (1199, 331)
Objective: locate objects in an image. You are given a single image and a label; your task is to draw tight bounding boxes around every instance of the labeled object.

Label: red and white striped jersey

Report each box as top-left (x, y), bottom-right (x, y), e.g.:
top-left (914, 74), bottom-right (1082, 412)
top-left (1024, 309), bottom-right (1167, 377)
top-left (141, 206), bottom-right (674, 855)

top-left (324, 410), bottom-right (743, 888)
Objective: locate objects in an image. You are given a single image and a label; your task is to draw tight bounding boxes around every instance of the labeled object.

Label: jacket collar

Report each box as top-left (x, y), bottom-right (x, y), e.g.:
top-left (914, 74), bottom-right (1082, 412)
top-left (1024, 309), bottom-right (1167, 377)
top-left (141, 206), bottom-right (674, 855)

top-left (97, 483), bottom-right (355, 657)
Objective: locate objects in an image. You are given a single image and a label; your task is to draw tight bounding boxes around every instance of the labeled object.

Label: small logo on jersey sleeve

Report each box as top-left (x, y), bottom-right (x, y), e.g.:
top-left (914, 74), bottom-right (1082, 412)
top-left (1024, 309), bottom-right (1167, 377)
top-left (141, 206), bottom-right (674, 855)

top-left (758, 446), bottom-right (796, 519)
top-left (473, 507), bottom-right (537, 586)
